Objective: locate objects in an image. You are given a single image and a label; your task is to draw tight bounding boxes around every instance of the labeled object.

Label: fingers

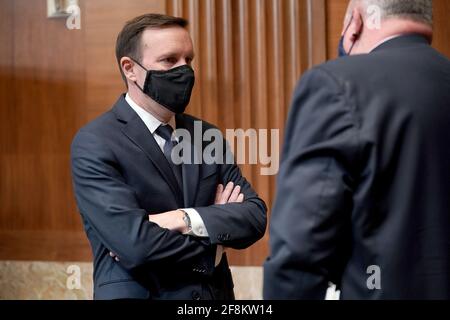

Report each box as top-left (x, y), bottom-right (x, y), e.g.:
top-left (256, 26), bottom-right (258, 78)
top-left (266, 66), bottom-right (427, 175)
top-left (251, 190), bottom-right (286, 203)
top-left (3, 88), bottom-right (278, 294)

top-left (215, 182), bottom-right (245, 204)
top-left (228, 185), bottom-right (241, 203)
top-left (215, 182), bottom-right (234, 204)
top-left (221, 182), bottom-right (235, 203)
top-left (214, 184), bottom-right (224, 204)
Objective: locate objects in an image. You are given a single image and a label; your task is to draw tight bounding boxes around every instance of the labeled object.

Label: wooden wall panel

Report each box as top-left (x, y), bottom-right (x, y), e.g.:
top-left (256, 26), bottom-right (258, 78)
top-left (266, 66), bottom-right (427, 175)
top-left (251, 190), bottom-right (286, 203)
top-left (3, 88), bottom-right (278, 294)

top-left (0, 0), bottom-right (14, 156)
top-left (326, 0), bottom-right (348, 60)
top-left (433, 0), bottom-right (450, 58)
top-left (0, 0), bottom-right (85, 232)
top-left (307, 0), bottom-right (327, 65)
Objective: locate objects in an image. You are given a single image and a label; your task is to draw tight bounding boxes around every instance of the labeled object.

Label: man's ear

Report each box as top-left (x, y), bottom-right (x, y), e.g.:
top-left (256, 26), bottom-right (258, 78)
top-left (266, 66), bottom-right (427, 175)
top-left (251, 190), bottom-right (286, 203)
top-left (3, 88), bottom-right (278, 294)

top-left (120, 57), bottom-right (138, 82)
top-left (350, 7), bottom-right (364, 39)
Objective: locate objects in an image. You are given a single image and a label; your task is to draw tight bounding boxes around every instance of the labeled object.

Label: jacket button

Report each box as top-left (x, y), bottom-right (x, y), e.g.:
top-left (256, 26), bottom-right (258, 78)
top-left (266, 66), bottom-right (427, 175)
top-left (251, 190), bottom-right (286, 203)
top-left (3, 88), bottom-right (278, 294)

top-left (192, 290), bottom-right (201, 300)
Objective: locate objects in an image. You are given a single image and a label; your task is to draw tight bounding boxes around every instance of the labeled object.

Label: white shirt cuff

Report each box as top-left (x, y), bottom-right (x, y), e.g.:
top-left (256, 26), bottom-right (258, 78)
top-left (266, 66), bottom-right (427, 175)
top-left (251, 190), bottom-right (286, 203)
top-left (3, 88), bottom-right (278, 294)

top-left (181, 208), bottom-right (209, 238)
top-left (182, 209), bottom-right (223, 267)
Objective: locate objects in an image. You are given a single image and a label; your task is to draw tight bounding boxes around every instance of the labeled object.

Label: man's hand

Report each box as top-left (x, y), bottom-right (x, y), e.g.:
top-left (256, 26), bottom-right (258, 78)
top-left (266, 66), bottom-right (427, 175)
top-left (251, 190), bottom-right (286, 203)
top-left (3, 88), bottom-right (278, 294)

top-left (214, 182), bottom-right (244, 256)
top-left (148, 209), bottom-right (186, 232)
top-left (215, 182), bottom-right (244, 204)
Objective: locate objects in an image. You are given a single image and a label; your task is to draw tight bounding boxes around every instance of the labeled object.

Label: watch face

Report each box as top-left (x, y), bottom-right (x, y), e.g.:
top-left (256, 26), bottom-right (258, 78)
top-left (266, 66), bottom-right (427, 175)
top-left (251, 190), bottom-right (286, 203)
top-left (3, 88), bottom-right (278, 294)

top-left (183, 213), bottom-right (192, 229)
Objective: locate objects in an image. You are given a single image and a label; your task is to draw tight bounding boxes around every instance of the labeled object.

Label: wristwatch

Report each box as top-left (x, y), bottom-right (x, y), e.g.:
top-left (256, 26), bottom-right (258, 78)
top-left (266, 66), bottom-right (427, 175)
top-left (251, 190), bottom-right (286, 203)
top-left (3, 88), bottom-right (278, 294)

top-left (182, 210), bottom-right (192, 234)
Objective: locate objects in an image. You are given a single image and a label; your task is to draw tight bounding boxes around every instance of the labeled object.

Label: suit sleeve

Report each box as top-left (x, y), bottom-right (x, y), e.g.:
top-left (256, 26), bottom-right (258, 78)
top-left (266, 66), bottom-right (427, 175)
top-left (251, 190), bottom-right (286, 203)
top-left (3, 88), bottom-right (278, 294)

top-left (71, 130), bottom-right (215, 271)
top-left (194, 142), bottom-right (268, 250)
top-left (263, 67), bottom-right (361, 299)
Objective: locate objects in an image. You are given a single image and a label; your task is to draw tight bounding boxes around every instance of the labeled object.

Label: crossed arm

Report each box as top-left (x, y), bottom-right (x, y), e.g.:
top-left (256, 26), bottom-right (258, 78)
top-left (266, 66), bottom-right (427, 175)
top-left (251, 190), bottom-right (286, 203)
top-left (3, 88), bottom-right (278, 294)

top-left (148, 182), bottom-right (243, 233)
top-left (110, 182), bottom-right (244, 262)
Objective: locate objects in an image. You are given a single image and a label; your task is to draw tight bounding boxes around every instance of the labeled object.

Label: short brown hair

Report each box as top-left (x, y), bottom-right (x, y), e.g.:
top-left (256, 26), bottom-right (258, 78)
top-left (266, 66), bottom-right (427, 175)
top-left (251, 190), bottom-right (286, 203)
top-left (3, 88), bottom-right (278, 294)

top-left (115, 13), bottom-right (188, 84)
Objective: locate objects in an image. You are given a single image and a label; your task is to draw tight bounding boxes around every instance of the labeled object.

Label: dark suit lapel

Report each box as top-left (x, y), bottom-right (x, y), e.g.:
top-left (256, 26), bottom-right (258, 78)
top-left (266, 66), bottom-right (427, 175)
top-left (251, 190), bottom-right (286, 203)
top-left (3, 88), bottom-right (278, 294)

top-left (176, 114), bottom-right (201, 207)
top-left (113, 95), bottom-right (184, 207)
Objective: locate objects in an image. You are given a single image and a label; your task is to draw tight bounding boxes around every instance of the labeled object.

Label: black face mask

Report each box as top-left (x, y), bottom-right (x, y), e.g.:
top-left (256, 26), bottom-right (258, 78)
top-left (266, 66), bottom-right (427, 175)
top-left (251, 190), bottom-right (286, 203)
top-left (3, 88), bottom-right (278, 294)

top-left (132, 59), bottom-right (195, 114)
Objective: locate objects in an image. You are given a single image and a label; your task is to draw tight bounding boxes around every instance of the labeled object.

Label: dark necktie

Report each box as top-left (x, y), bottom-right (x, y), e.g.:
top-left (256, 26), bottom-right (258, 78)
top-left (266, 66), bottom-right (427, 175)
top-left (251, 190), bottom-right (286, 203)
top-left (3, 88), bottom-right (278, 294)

top-left (155, 124), bottom-right (183, 190)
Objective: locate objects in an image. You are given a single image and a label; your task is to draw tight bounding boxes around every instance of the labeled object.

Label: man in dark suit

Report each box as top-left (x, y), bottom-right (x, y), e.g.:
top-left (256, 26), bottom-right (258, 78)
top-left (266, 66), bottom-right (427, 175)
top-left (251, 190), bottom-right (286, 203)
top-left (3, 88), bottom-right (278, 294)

top-left (264, 0), bottom-right (450, 299)
top-left (71, 14), bottom-right (267, 300)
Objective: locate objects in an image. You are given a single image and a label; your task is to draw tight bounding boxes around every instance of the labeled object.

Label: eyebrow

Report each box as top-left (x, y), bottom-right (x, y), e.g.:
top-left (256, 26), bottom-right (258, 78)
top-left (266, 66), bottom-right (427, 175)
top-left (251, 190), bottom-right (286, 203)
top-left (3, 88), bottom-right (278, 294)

top-left (157, 51), bottom-right (195, 60)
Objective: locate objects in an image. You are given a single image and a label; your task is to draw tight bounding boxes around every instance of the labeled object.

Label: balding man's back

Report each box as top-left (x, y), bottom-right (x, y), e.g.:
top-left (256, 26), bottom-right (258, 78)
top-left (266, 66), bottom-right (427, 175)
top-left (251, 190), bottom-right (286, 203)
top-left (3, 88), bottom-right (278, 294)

top-left (322, 34), bottom-right (450, 299)
top-left (264, 34), bottom-right (450, 300)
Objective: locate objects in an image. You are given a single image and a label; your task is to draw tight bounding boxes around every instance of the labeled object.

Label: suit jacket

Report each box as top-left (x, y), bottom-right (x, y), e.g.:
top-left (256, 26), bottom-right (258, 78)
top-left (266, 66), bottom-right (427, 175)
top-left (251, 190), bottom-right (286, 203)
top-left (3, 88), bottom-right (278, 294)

top-left (264, 35), bottom-right (450, 300)
top-left (71, 95), bottom-right (267, 300)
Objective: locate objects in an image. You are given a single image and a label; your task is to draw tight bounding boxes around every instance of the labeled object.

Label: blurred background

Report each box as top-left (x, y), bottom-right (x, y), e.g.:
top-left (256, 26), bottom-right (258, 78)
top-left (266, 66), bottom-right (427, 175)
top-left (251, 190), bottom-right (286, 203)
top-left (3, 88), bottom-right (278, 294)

top-left (0, 0), bottom-right (449, 299)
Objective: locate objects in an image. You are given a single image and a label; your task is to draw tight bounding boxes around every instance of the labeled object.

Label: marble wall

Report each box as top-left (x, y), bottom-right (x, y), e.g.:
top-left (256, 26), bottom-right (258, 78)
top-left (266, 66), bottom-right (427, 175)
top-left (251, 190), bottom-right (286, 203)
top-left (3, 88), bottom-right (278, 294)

top-left (0, 261), bottom-right (262, 300)
top-left (0, 261), bottom-right (94, 300)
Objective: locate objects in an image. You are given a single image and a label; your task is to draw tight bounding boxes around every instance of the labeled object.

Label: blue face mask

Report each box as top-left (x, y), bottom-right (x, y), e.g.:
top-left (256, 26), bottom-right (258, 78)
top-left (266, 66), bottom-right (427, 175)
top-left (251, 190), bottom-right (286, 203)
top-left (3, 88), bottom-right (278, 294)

top-left (338, 36), bottom-right (348, 57)
top-left (338, 17), bottom-right (356, 57)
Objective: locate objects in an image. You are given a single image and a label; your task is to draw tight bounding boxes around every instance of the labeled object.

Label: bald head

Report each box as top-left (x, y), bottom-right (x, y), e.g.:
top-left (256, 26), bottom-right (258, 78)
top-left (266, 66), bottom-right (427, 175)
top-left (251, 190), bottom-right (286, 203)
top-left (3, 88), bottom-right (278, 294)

top-left (340, 0), bottom-right (433, 56)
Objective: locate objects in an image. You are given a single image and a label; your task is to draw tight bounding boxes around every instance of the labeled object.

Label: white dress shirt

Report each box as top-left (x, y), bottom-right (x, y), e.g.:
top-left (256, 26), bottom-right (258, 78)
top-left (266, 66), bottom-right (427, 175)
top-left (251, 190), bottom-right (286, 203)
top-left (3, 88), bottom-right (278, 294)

top-left (125, 94), bottom-right (223, 265)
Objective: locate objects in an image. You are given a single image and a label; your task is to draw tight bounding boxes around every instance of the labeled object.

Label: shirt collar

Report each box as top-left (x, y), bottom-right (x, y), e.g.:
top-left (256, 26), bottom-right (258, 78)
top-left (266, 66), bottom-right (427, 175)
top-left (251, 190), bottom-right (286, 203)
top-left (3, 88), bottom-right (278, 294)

top-left (125, 93), bottom-right (176, 134)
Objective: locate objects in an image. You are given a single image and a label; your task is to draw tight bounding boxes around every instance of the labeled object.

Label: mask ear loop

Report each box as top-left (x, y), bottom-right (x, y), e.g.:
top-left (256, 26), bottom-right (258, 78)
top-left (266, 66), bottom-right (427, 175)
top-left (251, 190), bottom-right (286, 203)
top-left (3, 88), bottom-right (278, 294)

top-left (129, 57), bottom-right (148, 92)
top-left (343, 16), bottom-right (360, 55)
top-left (130, 57), bottom-right (148, 71)
top-left (343, 16), bottom-right (353, 36)
top-left (348, 32), bottom-right (359, 55)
